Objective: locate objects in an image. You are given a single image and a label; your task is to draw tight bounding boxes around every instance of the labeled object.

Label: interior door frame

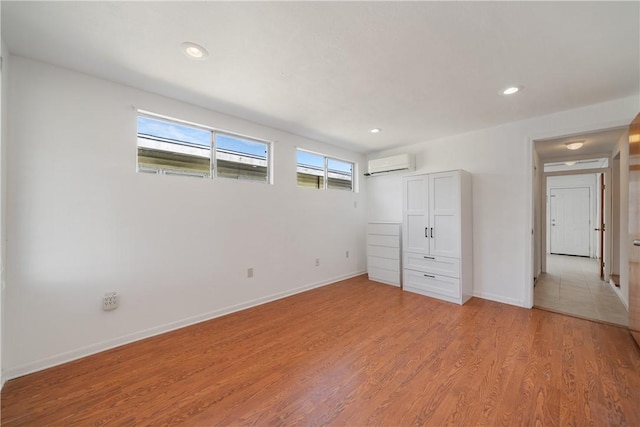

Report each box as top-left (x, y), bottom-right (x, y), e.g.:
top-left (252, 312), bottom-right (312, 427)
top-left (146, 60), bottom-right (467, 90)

top-left (599, 172), bottom-right (605, 279)
top-left (540, 168), bottom-right (610, 276)
top-left (525, 119), bottom-right (633, 309)
top-left (628, 113), bottom-right (640, 344)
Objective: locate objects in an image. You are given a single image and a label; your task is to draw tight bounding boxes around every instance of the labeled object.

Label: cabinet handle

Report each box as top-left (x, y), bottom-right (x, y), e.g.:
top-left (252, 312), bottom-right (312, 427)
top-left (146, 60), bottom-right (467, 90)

top-left (425, 227), bottom-right (428, 238)
top-left (430, 228), bottom-right (434, 238)
top-left (424, 256), bottom-right (435, 260)
top-left (424, 274), bottom-right (436, 279)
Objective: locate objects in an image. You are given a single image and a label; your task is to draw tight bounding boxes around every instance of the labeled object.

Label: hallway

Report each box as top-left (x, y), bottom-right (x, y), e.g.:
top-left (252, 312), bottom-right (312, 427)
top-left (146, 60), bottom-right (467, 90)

top-left (534, 254), bottom-right (628, 326)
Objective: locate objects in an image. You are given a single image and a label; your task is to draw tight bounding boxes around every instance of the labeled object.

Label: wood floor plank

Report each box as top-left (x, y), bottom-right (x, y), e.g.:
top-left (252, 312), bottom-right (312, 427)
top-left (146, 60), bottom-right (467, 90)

top-left (2, 275), bottom-right (639, 426)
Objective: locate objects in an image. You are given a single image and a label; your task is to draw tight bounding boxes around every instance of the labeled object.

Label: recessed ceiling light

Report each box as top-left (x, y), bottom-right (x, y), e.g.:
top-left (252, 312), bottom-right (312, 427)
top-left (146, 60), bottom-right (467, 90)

top-left (370, 128), bottom-right (381, 134)
top-left (565, 141), bottom-right (584, 150)
top-left (181, 42), bottom-right (208, 60)
top-left (565, 161), bottom-right (577, 166)
top-left (501, 86), bottom-right (523, 95)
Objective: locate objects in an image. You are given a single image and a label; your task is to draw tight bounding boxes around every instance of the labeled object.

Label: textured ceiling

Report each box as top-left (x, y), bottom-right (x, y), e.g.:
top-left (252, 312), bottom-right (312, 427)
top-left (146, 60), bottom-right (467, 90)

top-left (2, 1), bottom-right (639, 153)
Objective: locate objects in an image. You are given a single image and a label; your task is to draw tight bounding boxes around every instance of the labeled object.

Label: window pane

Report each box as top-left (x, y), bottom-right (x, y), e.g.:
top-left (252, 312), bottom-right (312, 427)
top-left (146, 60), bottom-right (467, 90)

top-left (327, 158), bottom-right (353, 191)
top-left (137, 116), bottom-right (211, 177)
top-left (215, 133), bottom-right (269, 182)
top-left (297, 150), bottom-right (325, 189)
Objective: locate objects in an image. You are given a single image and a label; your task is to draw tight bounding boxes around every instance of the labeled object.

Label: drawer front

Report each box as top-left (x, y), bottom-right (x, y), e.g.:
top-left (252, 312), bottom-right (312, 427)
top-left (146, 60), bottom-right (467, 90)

top-left (367, 223), bottom-right (400, 236)
top-left (367, 234), bottom-right (400, 248)
top-left (403, 269), bottom-right (460, 299)
top-left (367, 245), bottom-right (400, 260)
top-left (404, 253), bottom-right (460, 278)
top-left (368, 256), bottom-right (400, 272)
top-left (368, 267), bottom-right (401, 286)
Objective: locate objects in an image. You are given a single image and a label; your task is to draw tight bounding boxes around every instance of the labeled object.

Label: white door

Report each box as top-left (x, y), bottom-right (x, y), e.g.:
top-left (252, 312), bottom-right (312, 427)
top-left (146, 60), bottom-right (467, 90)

top-left (403, 176), bottom-right (429, 254)
top-left (429, 171), bottom-right (460, 257)
top-left (549, 187), bottom-right (591, 256)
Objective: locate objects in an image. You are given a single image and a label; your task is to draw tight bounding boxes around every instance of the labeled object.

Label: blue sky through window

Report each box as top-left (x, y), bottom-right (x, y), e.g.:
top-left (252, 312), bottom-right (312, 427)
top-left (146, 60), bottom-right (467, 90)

top-left (138, 115), bottom-right (352, 174)
top-left (328, 158), bottom-right (353, 174)
top-left (297, 151), bottom-right (324, 169)
top-left (297, 150), bottom-right (352, 174)
top-left (138, 116), bottom-right (268, 158)
top-left (216, 134), bottom-right (267, 159)
top-left (138, 116), bottom-right (210, 147)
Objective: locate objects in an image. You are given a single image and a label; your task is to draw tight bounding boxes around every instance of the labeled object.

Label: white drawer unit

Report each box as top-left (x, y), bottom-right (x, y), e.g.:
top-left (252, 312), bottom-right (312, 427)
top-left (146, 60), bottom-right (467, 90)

top-left (404, 253), bottom-right (460, 278)
top-left (402, 170), bottom-right (473, 304)
top-left (368, 256), bottom-right (400, 271)
top-left (368, 245), bottom-right (400, 259)
top-left (367, 222), bottom-right (401, 287)
top-left (368, 234), bottom-right (400, 248)
top-left (367, 222), bottom-right (401, 236)
top-left (368, 267), bottom-right (401, 286)
top-left (403, 269), bottom-right (461, 302)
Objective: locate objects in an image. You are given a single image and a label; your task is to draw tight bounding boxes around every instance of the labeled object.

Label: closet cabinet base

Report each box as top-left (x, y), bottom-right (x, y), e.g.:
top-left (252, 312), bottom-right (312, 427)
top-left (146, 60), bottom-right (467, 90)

top-left (403, 268), bottom-right (471, 305)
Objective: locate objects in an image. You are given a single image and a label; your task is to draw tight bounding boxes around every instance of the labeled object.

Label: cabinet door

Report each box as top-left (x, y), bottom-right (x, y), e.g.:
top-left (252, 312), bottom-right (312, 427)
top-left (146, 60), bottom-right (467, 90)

top-left (403, 176), bottom-right (429, 254)
top-left (429, 171), bottom-right (460, 258)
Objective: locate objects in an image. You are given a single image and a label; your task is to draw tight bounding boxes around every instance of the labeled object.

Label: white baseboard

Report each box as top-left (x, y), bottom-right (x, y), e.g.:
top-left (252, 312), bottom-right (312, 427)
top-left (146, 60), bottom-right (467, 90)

top-left (4, 271), bottom-right (366, 381)
top-left (610, 280), bottom-right (629, 311)
top-left (367, 277), bottom-right (401, 287)
top-left (473, 290), bottom-right (525, 308)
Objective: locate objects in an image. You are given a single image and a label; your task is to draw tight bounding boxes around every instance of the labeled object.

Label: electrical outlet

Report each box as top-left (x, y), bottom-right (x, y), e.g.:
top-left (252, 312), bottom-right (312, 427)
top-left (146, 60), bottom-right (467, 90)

top-left (247, 267), bottom-right (254, 278)
top-left (103, 292), bottom-right (118, 311)
top-left (346, 250), bottom-right (349, 258)
top-left (315, 258), bottom-right (320, 267)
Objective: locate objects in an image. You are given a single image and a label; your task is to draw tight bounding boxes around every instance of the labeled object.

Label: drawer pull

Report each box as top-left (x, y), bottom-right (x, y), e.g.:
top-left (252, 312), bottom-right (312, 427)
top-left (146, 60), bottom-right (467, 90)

top-left (424, 274), bottom-right (436, 279)
top-left (424, 256), bottom-right (435, 260)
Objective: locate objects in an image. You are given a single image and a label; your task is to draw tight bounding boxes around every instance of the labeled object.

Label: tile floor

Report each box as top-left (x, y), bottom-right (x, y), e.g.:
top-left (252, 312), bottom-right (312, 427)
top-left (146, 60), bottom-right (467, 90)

top-left (534, 254), bottom-right (628, 326)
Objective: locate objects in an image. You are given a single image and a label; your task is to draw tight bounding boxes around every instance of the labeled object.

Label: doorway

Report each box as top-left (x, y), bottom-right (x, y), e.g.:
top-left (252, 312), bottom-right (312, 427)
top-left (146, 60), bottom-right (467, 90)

top-left (536, 170), bottom-right (627, 325)
top-left (531, 127), bottom-right (629, 325)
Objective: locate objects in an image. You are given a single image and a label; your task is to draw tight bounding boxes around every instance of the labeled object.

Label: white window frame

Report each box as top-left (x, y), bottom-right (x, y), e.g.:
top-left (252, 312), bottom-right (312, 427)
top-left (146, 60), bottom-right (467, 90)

top-left (296, 148), bottom-right (356, 192)
top-left (137, 110), bottom-right (273, 184)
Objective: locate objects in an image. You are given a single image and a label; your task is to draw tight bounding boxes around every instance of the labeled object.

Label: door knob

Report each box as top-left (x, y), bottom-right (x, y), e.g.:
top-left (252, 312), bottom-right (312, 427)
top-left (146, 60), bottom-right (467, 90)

top-left (634, 240), bottom-right (640, 247)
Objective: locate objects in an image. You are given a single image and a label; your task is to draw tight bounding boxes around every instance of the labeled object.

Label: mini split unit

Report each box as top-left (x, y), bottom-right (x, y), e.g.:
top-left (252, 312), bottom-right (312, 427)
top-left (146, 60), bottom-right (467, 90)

top-left (365, 153), bottom-right (415, 176)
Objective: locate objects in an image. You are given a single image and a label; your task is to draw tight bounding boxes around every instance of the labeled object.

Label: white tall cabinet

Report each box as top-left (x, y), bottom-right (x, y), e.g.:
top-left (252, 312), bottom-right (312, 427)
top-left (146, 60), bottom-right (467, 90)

top-left (402, 170), bottom-right (472, 304)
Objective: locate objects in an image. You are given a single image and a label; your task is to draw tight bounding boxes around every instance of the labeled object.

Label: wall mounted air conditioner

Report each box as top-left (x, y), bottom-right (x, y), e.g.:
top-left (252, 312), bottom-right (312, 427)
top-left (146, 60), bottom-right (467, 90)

top-left (366, 153), bottom-right (415, 176)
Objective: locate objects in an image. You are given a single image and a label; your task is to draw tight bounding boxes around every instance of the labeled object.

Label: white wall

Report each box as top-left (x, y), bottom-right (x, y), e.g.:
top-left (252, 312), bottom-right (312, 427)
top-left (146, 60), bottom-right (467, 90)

top-left (612, 155), bottom-right (621, 275)
top-left (0, 24), bottom-right (7, 388)
top-left (5, 55), bottom-right (368, 379)
top-left (546, 174), bottom-right (598, 257)
top-left (366, 96), bottom-right (639, 308)
top-left (613, 132), bottom-right (630, 308)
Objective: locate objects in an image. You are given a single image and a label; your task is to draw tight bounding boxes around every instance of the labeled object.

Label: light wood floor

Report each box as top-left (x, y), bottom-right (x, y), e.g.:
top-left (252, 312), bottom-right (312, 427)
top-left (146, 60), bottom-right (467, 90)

top-left (3, 275), bottom-right (640, 426)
